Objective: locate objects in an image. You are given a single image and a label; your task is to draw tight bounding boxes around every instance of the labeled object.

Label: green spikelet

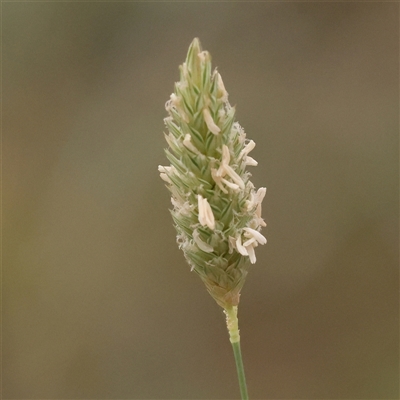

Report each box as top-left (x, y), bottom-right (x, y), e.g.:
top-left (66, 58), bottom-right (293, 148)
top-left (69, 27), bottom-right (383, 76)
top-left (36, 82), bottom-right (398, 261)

top-left (159, 38), bottom-right (266, 309)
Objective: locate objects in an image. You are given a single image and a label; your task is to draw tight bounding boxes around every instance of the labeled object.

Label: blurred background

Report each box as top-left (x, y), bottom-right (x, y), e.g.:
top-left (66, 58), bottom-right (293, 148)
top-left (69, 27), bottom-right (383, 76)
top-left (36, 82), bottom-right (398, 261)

top-left (3, 2), bottom-right (398, 399)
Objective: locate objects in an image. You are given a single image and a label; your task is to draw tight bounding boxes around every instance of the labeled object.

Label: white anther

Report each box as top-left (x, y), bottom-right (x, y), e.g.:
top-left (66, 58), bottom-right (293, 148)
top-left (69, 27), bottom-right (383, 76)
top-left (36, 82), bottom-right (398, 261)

top-left (203, 108), bottom-right (221, 134)
top-left (224, 165), bottom-right (245, 189)
top-left (235, 235), bottom-right (248, 256)
top-left (245, 156), bottom-right (258, 166)
top-left (255, 187), bottom-right (267, 204)
top-left (211, 168), bottom-right (228, 194)
top-left (183, 134), bottom-right (200, 154)
top-left (221, 178), bottom-right (240, 191)
top-left (243, 227), bottom-right (267, 245)
top-left (246, 245), bottom-right (257, 264)
top-left (243, 237), bottom-right (257, 247)
top-left (193, 229), bottom-right (214, 253)
top-left (159, 173), bottom-right (171, 183)
top-left (211, 144), bottom-right (245, 192)
top-left (197, 195), bottom-right (215, 230)
top-left (240, 140), bottom-right (256, 159)
top-left (217, 73), bottom-right (228, 102)
top-left (158, 165), bottom-right (172, 174)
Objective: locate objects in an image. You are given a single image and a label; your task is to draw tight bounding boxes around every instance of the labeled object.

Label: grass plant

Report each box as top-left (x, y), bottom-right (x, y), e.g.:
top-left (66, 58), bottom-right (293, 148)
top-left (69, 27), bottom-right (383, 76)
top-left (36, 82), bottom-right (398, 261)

top-left (159, 38), bottom-right (267, 399)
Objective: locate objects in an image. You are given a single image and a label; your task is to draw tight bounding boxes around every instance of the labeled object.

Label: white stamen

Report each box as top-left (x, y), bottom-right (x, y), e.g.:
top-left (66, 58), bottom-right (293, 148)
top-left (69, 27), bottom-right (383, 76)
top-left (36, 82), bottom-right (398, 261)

top-left (158, 165), bottom-right (173, 183)
top-left (221, 145), bottom-right (245, 189)
top-left (245, 187), bottom-right (266, 215)
top-left (158, 165), bottom-right (172, 174)
top-left (198, 195), bottom-right (215, 230)
top-left (211, 168), bottom-right (228, 194)
top-left (217, 73), bottom-right (228, 102)
top-left (221, 144), bottom-right (231, 164)
top-left (255, 187), bottom-right (267, 204)
top-left (183, 134), bottom-right (200, 154)
top-left (203, 108), bottom-right (221, 134)
top-left (245, 156), bottom-right (258, 166)
top-left (240, 140), bottom-right (256, 159)
top-left (245, 192), bottom-right (255, 211)
top-left (246, 245), bottom-right (257, 264)
top-left (256, 203), bottom-right (262, 218)
top-left (159, 173), bottom-right (171, 183)
top-left (255, 187), bottom-right (267, 221)
top-left (243, 227), bottom-right (267, 245)
top-left (243, 237), bottom-right (257, 247)
top-left (257, 212), bottom-right (267, 227)
top-left (193, 229), bottom-right (214, 253)
top-left (225, 166), bottom-right (245, 189)
top-left (211, 145), bottom-right (245, 192)
top-left (221, 178), bottom-right (240, 191)
top-left (236, 235), bottom-right (248, 256)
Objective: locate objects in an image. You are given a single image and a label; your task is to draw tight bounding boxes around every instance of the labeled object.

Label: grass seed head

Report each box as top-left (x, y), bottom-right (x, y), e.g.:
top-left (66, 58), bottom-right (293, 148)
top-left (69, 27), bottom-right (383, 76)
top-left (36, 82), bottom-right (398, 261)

top-left (159, 38), bottom-right (266, 309)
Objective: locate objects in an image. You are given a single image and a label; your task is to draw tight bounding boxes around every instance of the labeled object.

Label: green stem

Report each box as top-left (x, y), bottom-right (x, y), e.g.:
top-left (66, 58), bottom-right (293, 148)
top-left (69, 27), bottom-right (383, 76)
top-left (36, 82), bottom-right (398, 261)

top-left (224, 306), bottom-right (249, 400)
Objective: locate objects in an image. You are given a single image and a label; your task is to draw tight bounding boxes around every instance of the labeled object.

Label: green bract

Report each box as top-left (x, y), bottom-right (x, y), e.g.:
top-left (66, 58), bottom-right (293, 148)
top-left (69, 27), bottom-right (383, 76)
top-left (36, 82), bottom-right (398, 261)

top-left (159, 38), bottom-right (266, 309)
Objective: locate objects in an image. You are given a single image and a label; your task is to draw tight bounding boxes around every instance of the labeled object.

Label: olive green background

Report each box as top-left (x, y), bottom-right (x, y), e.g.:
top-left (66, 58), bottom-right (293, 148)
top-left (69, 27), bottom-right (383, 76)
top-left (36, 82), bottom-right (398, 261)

top-left (3, 2), bottom-right (398, 399)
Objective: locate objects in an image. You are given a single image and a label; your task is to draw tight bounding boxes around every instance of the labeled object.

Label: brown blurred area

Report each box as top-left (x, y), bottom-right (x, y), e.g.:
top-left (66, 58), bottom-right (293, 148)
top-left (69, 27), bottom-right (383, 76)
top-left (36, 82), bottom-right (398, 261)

top-left (3, 2), bottom-right (398, 399)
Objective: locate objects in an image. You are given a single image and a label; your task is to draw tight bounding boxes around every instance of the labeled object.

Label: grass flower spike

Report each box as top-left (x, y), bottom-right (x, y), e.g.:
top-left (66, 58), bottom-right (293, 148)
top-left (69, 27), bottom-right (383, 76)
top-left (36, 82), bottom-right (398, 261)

top-left (159, 38), bottom-right (266, 399)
